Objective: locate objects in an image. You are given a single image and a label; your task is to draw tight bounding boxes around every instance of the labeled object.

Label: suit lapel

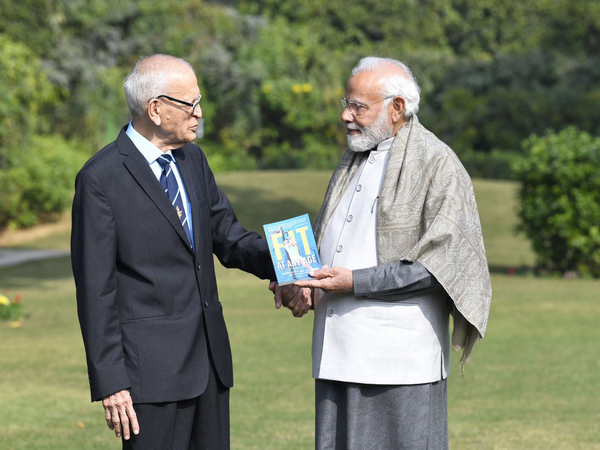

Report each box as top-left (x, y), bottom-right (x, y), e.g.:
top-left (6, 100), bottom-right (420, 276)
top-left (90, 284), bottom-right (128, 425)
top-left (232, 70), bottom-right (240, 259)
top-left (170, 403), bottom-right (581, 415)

top-left (116, 128), bottom-right (192, 252)
top-left (173, 145), bottom-right (204, 256)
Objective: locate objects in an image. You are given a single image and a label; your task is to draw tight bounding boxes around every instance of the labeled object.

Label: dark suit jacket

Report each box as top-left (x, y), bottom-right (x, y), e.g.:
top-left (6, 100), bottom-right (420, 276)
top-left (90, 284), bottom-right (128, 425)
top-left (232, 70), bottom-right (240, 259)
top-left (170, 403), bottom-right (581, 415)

top-left (71, 127), bottom-right (275, 403)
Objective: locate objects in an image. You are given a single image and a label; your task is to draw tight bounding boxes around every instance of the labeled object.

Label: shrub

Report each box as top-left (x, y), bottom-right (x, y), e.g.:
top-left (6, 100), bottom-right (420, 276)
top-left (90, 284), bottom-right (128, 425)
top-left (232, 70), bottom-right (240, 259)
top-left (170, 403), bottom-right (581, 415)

top-left (0, 135), bottom-right (88, 229)
top-left (513, 127), bottom-right (600, 276)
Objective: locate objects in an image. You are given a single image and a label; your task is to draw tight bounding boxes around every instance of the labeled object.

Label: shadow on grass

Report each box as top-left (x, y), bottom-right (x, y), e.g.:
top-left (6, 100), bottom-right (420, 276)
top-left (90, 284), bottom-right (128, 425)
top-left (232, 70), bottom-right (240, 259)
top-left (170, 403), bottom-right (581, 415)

top-left (222, 185), bottom-right (322, 233)
top-left (488, 264), bottom-right (542, 277)
top-left (489, 264), bottom-right (520, 275)
top-left (0, 256), bottom-right (73, 288)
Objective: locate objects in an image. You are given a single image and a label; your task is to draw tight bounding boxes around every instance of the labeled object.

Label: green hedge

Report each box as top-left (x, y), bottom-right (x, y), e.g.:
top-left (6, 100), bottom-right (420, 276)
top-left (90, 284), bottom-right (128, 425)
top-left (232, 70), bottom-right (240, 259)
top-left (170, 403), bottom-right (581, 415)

top-left (0, 136), bottom-right (87, 229)
top-left (513, 127), bottom-right (600, 276)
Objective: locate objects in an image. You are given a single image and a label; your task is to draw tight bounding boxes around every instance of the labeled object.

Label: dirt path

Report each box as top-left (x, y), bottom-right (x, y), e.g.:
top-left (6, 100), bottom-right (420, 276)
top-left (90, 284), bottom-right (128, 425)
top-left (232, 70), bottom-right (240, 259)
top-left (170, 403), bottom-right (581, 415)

top-left (0, 216), bottom-right (71, 267)
top-left (0, 216), bottom-right (71, 247)
top-left (0, 248), bottom-right (70, 267)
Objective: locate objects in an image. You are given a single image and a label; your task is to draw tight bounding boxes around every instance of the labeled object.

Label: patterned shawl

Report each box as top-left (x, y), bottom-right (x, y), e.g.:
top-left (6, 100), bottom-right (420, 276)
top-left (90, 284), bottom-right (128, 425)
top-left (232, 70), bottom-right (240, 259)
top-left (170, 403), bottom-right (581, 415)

top-left (313, 115), bottom-right (492, 370)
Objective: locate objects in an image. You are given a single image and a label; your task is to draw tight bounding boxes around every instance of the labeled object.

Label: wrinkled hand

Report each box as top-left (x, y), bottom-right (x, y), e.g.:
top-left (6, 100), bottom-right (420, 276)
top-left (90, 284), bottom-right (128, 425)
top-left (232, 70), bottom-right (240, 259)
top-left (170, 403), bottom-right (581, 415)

top-left (102, 389), bottom-right (139, 440)
top-left (294, 266), bottom-right (353, 294)
top-left (269, 282), bottom-right (312, 317)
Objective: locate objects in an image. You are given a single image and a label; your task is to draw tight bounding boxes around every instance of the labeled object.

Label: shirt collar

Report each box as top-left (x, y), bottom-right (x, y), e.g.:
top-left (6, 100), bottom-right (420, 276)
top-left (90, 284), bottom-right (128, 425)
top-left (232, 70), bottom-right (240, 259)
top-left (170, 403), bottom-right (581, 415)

top-left (374, 136), bottom-right (395, 152)
top-left (126, 122), bottom-right (174, 164)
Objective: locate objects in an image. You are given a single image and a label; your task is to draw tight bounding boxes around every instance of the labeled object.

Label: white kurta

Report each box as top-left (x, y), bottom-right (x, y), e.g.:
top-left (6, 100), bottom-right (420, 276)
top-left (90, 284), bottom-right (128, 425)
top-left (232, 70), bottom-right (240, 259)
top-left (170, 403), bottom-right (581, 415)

top-left (312, 137), bottom-right (450, 385)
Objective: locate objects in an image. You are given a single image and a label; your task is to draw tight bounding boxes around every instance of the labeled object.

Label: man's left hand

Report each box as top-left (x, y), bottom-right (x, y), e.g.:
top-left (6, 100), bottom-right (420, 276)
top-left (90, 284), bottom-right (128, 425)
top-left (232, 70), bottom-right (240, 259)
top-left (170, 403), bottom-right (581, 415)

top-left (294, 266), bottom-right (353, 294)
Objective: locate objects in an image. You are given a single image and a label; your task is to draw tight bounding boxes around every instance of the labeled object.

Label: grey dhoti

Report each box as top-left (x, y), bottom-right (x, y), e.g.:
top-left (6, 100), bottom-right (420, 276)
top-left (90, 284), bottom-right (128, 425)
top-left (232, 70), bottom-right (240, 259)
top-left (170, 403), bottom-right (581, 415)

top-left (315, 378), bottom-right (448, 450)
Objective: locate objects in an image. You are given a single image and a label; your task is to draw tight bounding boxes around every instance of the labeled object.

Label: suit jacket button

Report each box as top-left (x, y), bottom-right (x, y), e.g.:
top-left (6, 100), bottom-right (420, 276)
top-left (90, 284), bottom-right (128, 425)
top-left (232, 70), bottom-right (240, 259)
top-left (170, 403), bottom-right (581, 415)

top-left (204, 301), bottom-right (209, 308)
top-left (327, 309), bottom-right (333, 317)
top-left (197, 265), bottom-right (201, 271)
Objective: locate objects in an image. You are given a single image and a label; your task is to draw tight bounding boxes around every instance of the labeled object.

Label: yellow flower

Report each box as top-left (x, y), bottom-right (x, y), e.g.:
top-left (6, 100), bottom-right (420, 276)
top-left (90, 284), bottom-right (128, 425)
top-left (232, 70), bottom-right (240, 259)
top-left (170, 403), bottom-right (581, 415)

top-left (262, 84), bottom-right (272, 94)
top-left (76, 421), bottom-right (85, 428)
top-left (9, 321), bottom-right (21, 328)
top-left (292, 84), bottom-right (302, 94)
top-left (0, 295), bottom-right (10, 306)
top-left (303, 83), bottom-right (312, 93)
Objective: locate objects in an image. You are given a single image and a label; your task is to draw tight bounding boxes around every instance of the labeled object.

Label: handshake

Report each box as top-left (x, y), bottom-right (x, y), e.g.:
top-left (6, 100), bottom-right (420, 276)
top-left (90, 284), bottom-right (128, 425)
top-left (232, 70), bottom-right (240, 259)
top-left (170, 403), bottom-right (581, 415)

top-left (267, 266), bottom-right (354, 318)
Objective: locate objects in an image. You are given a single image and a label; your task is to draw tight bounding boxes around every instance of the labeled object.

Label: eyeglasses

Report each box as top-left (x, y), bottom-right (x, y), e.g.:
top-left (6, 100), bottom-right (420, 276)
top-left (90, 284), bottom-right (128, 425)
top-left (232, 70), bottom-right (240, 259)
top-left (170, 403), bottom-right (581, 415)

top-left (153, 94), bottom-right (202, 115)
top-left (340, 95), bottom-right (396, 116)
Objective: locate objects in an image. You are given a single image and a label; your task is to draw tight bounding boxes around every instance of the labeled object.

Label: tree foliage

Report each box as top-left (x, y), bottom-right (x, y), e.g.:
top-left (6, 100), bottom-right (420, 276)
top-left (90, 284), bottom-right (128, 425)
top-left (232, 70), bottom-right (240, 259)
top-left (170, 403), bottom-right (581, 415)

top-left (419, 51), bottom-right (600, 178)
top-left (2, 0), bottom-right (598, 165)
top-left (0, 36), bottom-right (56, 162)
top-left (1, 0), bottom-right (599, 227)
top-left (513, 127), bottom-right (600, 277)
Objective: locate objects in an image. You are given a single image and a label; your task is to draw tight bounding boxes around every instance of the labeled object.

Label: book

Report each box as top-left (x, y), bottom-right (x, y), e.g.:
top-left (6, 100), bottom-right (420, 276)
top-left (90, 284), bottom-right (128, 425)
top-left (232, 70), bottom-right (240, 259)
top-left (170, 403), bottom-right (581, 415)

top-left (263, 213), bottom-right (322, 285)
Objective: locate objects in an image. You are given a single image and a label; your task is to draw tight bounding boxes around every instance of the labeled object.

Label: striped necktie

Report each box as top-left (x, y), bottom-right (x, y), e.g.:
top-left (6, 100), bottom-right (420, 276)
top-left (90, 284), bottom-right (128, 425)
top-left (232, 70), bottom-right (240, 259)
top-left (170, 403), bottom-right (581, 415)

top-left (157, 154), bottom-right (192, 248)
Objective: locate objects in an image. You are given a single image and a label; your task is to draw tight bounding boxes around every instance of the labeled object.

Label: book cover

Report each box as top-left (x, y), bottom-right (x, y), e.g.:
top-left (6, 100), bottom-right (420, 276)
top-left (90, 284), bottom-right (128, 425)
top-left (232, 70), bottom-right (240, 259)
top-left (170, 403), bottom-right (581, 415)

top-left (263, 213), bottom-right (322, 285)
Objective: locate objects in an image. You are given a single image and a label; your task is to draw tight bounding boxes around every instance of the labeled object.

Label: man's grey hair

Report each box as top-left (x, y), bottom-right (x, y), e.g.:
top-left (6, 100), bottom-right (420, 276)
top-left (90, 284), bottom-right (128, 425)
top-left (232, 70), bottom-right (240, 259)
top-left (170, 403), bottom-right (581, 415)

top-left (123, 54), bottom-right (195, 118)
top-left (351, 56), bottom-right (421, 118)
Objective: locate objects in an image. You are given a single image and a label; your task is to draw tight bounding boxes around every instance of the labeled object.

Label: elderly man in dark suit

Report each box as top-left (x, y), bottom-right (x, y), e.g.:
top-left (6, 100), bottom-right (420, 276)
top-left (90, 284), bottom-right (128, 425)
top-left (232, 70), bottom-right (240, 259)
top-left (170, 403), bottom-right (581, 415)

top-left (71, 54), bottom-right (295, 449)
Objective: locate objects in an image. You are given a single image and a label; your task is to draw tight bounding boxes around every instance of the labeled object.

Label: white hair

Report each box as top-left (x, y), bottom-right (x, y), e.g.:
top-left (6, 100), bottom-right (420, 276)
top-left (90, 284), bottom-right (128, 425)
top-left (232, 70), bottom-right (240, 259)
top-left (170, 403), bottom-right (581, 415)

top-left (123, 54), bottom-right (195, 118)
top-left (351, 56), bottom-right (421, 118)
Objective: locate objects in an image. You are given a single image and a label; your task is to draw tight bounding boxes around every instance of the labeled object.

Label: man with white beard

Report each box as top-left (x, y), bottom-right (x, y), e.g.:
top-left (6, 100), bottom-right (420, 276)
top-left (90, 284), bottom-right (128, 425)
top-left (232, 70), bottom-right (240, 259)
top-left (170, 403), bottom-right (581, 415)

top-left (291, 57), bottom-right (492, 449)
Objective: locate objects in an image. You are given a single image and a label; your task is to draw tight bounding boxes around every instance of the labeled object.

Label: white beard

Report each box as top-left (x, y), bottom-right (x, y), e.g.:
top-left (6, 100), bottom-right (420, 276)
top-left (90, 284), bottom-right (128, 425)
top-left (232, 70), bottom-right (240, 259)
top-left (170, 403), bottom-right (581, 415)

top-left (346, 105), bottom-right (394, 152)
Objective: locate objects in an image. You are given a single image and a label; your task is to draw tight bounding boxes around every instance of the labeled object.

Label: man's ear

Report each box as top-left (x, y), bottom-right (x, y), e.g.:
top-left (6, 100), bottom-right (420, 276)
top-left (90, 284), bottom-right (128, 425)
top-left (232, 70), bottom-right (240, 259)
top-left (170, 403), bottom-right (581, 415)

top-left (147, 99), bottom-right (162, 126)
top-left (391, 96), bottom-right (406, 124)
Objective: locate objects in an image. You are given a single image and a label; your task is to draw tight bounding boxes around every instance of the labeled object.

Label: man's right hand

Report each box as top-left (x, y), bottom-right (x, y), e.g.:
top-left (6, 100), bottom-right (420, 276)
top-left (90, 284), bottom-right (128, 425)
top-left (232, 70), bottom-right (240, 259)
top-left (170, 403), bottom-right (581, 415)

top-left (269, 282), bottom-right (312, 317)
top-left (102, 389), bottom-right (139, 440)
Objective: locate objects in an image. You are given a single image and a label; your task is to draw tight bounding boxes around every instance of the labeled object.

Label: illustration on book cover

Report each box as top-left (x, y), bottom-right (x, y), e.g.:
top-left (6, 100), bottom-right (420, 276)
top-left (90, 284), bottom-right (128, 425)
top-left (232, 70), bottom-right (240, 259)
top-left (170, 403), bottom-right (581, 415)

top-left (263, 213), bottom-right (322, 285)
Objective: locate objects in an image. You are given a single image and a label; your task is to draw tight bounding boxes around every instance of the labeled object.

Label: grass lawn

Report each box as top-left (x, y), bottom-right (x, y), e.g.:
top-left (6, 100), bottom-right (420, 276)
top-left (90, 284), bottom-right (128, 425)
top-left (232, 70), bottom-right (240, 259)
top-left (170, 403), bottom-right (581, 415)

top-left (1, 171), bottom-right (598, 449)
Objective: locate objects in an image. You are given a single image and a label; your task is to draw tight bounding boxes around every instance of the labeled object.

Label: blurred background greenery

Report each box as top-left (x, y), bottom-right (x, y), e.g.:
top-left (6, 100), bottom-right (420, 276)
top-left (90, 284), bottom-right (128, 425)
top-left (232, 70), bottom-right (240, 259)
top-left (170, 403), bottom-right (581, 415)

top-left (3, 0), bottom-right (599, 273)
top-left (1, 0), bottom-right (600, 224)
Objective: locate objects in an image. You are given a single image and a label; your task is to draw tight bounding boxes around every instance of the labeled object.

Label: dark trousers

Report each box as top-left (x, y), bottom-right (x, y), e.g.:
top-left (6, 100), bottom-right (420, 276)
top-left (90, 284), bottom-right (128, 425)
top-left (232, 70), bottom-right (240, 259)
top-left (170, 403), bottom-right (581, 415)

top-left (123, 357), bottom-right (229, 450)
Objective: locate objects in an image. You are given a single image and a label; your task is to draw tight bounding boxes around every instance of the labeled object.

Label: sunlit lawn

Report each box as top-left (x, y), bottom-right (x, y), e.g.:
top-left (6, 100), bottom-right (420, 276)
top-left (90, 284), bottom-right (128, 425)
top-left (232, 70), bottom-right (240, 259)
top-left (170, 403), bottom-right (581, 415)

top-left (1, 171), bottom-right (598, 449)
